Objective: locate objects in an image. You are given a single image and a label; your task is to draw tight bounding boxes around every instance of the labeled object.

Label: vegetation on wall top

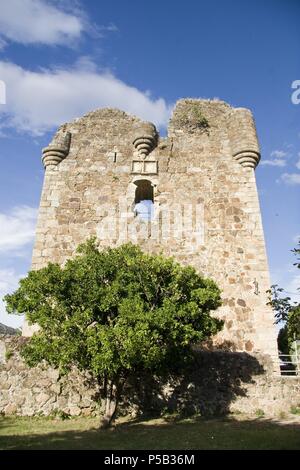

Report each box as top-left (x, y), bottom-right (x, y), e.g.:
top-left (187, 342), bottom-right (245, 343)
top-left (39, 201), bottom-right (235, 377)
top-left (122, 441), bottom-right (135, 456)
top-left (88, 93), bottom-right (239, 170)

top-left (171, 100), bottom-right (209, 133)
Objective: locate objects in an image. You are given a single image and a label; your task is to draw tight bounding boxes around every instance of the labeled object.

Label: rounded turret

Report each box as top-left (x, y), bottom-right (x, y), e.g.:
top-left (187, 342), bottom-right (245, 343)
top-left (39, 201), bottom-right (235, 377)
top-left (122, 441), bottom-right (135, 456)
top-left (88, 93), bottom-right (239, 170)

top-left (132, 122), bottom-right (158, 158)
top-left (228, 108), bottom-right (260, 169)
top-left (42, 131), bottom-right (71, 169)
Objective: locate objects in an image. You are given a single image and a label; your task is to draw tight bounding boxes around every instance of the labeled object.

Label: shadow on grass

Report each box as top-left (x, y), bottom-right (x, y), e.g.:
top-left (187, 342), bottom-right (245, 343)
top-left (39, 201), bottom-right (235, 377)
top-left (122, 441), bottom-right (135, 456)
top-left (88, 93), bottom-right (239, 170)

top-left (0, 415), bottom-right (299, 450)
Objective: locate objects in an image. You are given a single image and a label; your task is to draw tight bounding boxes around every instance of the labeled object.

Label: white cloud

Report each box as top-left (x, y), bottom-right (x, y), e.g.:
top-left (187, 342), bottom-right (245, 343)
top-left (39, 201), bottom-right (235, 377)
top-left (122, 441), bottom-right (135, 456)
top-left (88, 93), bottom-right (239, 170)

top-left (0, 60), bottom-right (172, 135)
top-left (0, 268), bottom-right (24, 328)
top-left (261, 149), bottom-right (290, 167)
top-left (293, 234), bottom-right (300, 244)
top-left (271, 150), bottom-right (288, 159)
top-left (0, 0), bottom-right (85, 47)
top-left (270, 266), bottom-right (300, 307)
top-left (0, 206), bottom-right (38, 253)
top-left (285, 273), bottom-right (300, 304)
top-left (0, 205), bottom-right (37, 328)
top-left (260, 159), bottom-right (286, 167)
top-left (0, 37), bottom-right (7, 50)
top-left (296, 154), bottom-right (300, 170)
top-left (281, 173), bottom-right (300, 185)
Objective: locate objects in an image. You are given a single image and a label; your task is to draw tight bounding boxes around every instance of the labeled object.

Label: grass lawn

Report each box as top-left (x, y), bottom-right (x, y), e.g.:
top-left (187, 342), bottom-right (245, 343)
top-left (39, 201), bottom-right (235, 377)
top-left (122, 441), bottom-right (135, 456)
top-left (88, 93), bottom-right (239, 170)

top-left (0, 414), bottom-right (299, 450)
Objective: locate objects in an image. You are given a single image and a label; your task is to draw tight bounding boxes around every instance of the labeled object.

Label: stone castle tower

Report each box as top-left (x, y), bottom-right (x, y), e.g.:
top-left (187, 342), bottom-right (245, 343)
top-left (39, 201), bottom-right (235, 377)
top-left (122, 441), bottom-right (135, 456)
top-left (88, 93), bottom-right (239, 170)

top-left (23, 99), bottom-right (278, 358)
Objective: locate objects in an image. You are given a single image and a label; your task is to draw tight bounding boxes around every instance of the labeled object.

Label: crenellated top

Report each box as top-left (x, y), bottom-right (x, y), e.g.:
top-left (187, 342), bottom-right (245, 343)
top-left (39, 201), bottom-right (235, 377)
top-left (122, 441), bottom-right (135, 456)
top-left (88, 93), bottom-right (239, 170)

top-left (40, 99), bottom-right (261, 171)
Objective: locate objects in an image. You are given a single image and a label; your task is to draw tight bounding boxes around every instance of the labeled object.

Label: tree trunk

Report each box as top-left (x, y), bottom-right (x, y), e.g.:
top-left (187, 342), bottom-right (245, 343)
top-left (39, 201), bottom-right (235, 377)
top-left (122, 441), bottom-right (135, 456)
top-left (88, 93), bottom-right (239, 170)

top-left (99, 379), bottom-right (120, 429)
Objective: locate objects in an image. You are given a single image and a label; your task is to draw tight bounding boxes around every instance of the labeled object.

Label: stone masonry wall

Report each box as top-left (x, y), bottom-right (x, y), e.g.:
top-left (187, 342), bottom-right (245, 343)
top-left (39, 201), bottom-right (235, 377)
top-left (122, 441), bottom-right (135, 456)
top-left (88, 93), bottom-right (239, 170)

top-left (1, 336), bottom-right (299, 417)
top-left (0, 336), bottom-right (98, 417)
top-left (23, 98), bottom-right (278, 358)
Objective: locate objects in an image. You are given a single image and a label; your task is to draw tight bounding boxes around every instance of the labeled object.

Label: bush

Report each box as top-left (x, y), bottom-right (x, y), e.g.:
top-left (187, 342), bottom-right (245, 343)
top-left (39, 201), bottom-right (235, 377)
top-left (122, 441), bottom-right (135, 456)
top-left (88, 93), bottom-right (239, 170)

top-left (5, 240), bottom-right (223, 428)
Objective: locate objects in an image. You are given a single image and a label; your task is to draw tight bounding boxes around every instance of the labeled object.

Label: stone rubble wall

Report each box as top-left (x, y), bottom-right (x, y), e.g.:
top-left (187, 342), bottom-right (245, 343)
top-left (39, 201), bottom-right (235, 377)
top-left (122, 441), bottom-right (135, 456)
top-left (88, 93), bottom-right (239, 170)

top-left (0, 336), bottom-right (98, 417)
top-left (1, 335), bottom-right (299, 418)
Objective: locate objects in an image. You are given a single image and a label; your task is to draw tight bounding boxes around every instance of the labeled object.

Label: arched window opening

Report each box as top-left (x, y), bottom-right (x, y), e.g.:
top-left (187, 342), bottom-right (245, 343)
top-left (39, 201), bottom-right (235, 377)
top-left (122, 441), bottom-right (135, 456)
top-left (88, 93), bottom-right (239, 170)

top-left (134, 179), bottom-right (155, 221)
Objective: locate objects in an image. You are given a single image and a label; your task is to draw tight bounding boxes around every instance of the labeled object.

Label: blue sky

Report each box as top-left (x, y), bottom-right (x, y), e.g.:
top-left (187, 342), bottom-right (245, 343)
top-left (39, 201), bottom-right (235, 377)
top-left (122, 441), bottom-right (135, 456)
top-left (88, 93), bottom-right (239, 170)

top-left (0, 0), bottom-right (299, 327)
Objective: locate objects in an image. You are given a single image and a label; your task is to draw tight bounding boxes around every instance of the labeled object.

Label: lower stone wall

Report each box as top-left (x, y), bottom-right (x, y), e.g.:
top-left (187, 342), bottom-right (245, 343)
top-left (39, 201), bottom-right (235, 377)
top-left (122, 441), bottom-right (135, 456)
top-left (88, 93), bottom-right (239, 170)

top-left (0, 335), bottom-right (98, 417)
top-left (1, 335), bottom-right (299, 417)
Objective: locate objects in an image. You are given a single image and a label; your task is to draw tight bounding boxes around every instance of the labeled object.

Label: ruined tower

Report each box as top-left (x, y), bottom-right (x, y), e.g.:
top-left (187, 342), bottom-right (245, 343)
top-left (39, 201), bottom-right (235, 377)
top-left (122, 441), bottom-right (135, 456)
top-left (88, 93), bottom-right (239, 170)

top-left (23, 99), bottom-right (278, 358)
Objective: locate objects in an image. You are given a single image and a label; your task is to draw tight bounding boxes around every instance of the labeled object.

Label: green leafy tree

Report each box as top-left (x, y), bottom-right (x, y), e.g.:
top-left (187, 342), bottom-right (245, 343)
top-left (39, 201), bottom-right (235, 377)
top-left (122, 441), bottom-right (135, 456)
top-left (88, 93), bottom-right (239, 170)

top-left (277, 324), bottom-right (289, 355)
top-left (267, 240), bottom-right (300, 351)
top-left (4, 240), bottom-right (223, 428)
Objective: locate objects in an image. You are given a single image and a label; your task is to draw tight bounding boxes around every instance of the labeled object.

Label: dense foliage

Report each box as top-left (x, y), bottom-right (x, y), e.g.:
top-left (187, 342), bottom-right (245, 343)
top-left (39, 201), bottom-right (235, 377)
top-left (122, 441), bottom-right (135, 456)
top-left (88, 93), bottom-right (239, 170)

top-left (267, 241), bottom-right (300, 353)
top-left (5, 240), bottom-right (223, 426)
